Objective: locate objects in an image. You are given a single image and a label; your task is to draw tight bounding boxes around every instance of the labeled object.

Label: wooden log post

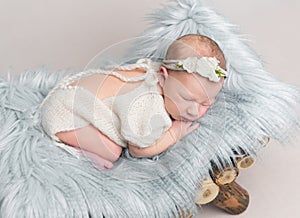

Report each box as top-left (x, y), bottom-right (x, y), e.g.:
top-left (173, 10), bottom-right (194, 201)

top-left (209, 162), bottom-right (239, 186)
top-left (212, 181), bottom-right (250, 215)
top-left (231, 147), bottom-right (256, 170)
top-left (236, 155), bottom-right (256, 170)
top-left (195, 176), bottom-right (220, 205)
top-left (259, 136), bottom-right (270, 147)
top-left (176, 208), bottom-right (193, 218)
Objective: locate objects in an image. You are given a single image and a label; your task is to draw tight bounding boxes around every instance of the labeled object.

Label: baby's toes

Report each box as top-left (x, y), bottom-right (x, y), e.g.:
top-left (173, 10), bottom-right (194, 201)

top-left (79, 149), bottom-right (114, 170)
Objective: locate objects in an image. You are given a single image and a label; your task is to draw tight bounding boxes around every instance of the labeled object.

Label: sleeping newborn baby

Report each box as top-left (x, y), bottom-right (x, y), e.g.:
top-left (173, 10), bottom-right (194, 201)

top-left (40, 34), bottom-right (227, 169)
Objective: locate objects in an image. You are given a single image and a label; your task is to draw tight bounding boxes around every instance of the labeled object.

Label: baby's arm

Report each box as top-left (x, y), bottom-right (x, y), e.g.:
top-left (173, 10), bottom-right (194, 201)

top-left (128, 120), bottom-right (200, 158)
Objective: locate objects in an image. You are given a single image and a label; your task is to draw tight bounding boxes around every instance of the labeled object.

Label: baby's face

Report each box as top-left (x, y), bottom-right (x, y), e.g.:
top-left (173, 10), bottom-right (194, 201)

top-left (162, 71), bottom-right (224, 121)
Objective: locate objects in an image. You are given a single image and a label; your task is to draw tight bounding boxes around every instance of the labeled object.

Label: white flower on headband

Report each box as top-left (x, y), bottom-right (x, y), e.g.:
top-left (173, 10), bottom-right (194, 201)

top-left (163, 57), bottom-right (228, 82)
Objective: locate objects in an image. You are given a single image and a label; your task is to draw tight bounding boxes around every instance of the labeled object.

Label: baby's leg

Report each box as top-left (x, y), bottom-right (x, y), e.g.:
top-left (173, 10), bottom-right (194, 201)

top-left (55, 124), bottom-right (122, 168)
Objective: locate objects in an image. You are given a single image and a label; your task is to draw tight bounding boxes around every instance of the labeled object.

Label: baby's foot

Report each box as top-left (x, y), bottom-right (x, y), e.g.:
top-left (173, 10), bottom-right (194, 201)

top-left (78, 149), bottom-right (113, 170)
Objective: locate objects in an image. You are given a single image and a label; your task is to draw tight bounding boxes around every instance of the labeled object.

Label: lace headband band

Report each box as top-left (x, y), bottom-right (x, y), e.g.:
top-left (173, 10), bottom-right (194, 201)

top-left (162, 57), bottom-right (228, 82)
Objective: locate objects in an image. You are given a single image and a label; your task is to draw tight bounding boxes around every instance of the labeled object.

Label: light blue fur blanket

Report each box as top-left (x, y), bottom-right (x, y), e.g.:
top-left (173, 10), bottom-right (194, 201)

top-left (1, 0), bottom-right (300, 217)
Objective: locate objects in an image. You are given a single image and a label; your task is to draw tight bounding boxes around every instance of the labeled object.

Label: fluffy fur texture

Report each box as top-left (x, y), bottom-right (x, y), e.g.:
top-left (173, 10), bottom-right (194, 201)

top-left (1, 0), bottom-right (300, 217)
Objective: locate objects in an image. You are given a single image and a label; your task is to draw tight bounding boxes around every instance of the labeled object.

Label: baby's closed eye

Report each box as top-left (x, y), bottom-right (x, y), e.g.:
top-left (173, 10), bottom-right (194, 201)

top-left (201, 101), bottom-right (214, 107)
top-left (203, 98), bottom-right (216, 106)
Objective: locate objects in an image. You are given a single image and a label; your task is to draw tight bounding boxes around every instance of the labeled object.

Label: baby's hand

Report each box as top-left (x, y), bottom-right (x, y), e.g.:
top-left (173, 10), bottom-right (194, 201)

top-left (169, 120), bottom-right (200, 142)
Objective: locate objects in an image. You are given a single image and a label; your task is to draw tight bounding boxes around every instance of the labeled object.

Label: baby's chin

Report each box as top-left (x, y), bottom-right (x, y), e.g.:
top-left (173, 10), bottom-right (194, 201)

top-left (169, 113), bottom-right (178, 120)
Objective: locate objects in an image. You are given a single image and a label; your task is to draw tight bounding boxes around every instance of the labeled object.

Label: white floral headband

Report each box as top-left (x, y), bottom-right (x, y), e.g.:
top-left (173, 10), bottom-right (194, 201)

top-left (162, 56), bottom-right (228, 82)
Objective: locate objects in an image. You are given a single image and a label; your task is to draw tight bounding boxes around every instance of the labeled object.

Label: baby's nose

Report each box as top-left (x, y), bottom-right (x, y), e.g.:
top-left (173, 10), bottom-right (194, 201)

top-left (187, 104), bottom-right (200, 117)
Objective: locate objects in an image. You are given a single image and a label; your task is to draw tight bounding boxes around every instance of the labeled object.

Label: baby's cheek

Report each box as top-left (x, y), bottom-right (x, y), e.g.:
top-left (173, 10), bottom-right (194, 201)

top-left (165, 97), bottom-right (181, 116)
top-left (170, 99), bottom-right (181, 114)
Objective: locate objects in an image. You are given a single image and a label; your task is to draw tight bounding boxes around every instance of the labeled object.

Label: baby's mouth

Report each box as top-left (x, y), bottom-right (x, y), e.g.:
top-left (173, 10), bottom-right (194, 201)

top-left (180, 117), bottom-right (192, 122)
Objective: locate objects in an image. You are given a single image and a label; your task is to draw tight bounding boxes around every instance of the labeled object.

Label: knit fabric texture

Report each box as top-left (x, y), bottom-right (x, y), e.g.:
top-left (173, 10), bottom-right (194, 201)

top-left (40, 58), bottom-right (172, 157)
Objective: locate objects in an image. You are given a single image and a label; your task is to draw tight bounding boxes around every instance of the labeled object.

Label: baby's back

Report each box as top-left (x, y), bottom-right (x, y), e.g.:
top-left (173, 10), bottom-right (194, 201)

top-left (68, 68), bottom-right (148, 102)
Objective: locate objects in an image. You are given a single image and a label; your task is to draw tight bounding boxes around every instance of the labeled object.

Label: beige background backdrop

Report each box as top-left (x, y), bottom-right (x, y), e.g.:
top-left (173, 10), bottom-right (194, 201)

top-left (1, 0), bottom-right (299, 217)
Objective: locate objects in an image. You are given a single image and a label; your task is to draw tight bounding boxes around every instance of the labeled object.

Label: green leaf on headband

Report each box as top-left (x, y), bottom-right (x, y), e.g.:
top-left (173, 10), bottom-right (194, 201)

top-left (175, 63), bottom-right (183, 68)
top-left (215, 69), bottom-right (226, 78)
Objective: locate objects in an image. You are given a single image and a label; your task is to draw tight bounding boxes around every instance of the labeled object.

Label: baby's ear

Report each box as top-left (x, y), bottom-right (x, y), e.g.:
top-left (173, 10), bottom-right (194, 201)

top-left (158, 66), bottom-right (169, 88)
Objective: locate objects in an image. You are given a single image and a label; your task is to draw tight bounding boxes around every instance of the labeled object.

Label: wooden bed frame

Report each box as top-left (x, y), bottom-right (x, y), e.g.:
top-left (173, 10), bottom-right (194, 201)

top-left (177, 136), bottom-right (270, 217)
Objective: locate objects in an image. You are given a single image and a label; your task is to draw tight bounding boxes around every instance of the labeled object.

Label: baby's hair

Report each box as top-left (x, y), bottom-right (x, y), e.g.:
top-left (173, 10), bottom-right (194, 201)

top-left (165, 34), bottom-right (226, 69)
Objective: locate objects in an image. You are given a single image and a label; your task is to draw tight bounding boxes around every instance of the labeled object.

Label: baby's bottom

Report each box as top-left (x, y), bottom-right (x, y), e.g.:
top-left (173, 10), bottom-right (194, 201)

top-left (55, 124), bottom-right (123, 169)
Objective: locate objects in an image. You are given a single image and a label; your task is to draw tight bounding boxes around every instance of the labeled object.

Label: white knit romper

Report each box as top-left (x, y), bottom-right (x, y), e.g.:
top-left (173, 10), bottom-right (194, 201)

top-left (39, 58), bottom-right (172, 158)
